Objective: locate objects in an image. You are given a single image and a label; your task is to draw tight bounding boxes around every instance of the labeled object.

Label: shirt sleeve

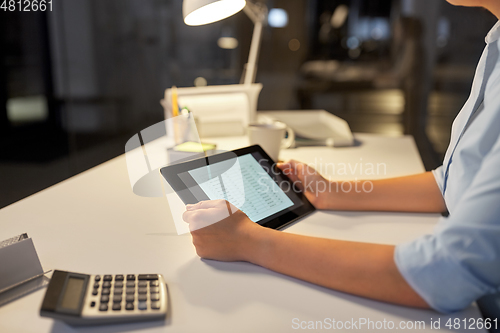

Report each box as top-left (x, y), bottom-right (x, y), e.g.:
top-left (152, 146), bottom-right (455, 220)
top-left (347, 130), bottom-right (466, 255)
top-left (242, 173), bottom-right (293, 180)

top-left (395, 134), bottom-right (500, 313)
top-left (431, 165), bottom-right (445, 193)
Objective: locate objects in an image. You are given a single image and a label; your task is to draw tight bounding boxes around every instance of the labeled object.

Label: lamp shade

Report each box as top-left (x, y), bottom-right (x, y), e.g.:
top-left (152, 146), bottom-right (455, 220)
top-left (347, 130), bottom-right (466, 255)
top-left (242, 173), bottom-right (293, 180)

top-left (183, 0), bottom-right (246, 26)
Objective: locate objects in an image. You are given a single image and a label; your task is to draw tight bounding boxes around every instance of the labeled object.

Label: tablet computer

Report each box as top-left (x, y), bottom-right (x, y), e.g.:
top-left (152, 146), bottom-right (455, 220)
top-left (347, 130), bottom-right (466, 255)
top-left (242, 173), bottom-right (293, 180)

top-left (160, 145), bottom-right (316, 230)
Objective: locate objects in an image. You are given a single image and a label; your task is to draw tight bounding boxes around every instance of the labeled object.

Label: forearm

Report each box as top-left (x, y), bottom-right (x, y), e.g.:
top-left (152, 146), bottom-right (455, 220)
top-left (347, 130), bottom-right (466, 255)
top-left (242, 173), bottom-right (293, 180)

top-left (328, 172), bottom-right (446, 213)
top-left (246, 228), bottom-right (429, 308)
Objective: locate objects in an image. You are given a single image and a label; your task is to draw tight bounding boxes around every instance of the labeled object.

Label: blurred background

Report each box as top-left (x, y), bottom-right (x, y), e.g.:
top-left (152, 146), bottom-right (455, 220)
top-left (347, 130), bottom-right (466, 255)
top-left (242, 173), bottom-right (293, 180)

top-left (0, 0), bottom-right (497, 208)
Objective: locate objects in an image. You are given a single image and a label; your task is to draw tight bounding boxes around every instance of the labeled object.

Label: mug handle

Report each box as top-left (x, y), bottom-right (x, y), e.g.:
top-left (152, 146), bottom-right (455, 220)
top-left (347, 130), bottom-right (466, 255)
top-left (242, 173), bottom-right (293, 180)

top-left (281, 126), bottom-right (295, 149)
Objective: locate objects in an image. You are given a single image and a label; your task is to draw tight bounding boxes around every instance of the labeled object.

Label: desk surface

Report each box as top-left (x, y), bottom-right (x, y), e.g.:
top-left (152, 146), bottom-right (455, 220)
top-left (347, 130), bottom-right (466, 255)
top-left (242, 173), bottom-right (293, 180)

top-left (0, 133), bottom-right (485, 333)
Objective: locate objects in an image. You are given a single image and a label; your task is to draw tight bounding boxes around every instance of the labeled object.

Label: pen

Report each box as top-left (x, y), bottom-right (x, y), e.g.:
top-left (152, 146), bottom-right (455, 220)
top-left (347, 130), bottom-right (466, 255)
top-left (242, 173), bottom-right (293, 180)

top-left (172, 86), bottom-right (179, 117)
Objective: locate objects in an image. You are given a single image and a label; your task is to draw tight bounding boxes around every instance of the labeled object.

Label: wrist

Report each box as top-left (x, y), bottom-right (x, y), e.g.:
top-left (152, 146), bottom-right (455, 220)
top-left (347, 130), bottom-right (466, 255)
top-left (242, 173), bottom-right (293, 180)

top-left (319, 180), bottom-right (356, 210)
top-left (240, 224), bottom-right (274, 265)
top-left (326, 179), bottom-right (371, 210)
top-left (314, 179), bottom-right (342, 210)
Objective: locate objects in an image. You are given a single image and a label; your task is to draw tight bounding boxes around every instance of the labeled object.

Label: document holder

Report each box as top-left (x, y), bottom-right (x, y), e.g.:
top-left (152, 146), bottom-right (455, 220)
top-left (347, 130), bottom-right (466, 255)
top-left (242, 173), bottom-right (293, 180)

top-left (0, 233), bottom-right (49, 307)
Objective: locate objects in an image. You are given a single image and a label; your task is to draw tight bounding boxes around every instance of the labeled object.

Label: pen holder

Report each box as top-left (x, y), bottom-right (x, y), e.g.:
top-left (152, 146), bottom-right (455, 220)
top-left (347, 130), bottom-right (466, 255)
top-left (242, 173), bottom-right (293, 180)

top-left (167, 113), bottom-right (199, 146)
top-left (0, 234), bottom-right (49, 307)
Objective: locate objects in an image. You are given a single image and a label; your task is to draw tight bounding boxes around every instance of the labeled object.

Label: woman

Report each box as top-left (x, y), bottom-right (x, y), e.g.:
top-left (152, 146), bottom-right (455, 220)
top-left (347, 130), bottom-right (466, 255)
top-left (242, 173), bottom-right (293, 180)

top-left (183, 0), bottom-right (500, 313)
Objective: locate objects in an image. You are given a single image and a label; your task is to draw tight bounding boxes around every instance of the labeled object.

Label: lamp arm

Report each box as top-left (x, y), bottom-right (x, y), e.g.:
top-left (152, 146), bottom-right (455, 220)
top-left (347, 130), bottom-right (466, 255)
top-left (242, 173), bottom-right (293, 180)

top-left (243, 1), bottom-right (267, 24)
top-left (242, 2), bottom-right (267, 85)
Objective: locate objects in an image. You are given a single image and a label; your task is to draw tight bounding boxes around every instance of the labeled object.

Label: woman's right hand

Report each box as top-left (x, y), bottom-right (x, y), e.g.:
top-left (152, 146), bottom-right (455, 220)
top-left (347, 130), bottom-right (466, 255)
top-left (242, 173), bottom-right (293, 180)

top-left (277, 160), bottom-right (334, 210)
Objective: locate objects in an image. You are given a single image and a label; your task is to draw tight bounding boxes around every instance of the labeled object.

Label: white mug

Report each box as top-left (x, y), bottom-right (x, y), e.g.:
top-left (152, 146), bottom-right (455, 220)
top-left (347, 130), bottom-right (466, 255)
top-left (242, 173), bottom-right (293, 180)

top-left (247, 122), bottom-right (295, 161)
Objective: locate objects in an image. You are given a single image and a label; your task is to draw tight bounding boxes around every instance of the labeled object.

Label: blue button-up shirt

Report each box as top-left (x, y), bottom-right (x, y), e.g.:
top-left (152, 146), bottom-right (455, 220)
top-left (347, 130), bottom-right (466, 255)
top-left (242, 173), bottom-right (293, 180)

top-left (395, 21), bottom-right (500, 313)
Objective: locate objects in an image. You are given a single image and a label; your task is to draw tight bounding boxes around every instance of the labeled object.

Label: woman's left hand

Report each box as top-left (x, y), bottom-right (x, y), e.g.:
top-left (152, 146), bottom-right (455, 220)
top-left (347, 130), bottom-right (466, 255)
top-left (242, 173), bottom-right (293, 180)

top-left (182, 199), bottom-right (263, 261)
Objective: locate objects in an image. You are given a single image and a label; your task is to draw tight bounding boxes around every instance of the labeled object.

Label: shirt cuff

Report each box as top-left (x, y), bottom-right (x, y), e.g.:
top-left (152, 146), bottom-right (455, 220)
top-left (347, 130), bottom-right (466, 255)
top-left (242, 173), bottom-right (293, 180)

top-left (395, 234), bottom-right (492, 313)
top-left (432, 165), bottom-right (445, 194)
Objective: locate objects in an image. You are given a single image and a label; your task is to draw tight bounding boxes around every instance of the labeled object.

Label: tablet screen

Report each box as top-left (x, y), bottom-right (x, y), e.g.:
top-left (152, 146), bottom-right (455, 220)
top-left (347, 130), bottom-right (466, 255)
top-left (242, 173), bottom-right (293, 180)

top-left (161, 145), bottom-right (315, 229)
top-left (177, 151), bottom-right (304, 224)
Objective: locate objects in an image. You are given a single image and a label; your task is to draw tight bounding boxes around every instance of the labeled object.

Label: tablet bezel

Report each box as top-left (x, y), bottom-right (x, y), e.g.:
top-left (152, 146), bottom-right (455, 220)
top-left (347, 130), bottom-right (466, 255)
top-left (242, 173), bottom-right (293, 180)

top-left (160, 145), bottom-right (316, 230)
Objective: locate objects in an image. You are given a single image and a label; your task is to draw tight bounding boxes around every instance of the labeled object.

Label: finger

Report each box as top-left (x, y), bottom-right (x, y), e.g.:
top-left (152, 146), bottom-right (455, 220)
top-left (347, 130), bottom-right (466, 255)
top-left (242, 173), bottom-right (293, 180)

top-left (304, 163), bottom-right (319, 176)
top-left (185, 201), bottom-right (207, 211)
top-left (293, 164), bottom-right (305, 191)
top-left (287, 159), bottom-right (316, 176)
top-left (187, 199), bottom-right (226, 211)
top-left (299, 165), bottom-right (327, 194)
top-left (278, 160), bottom-right (301, 183)
top-left (287, 159), bottom-right (314, 177)
top-left (183, 209), bottom-right (209, 223)
top-left (203, 200), bottom-right (239, 215)
top-left (277, 160), bottom-right (294, 174)
top-left (276, 161), bottom-right (288, 169)
top-left (186, 207), bottom-right (232, 232)
top-left (287, 159), bottom-right (301, 169)
top-left (186, 203), bottom-right (198, 211)
top-left (182, 209), bottom-right (195, 223)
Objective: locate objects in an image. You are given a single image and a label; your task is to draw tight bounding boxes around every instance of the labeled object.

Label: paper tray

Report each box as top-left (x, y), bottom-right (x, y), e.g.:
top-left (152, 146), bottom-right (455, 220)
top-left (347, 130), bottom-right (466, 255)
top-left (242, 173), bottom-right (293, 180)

top-left (258, 110), bottom-right (354, 147)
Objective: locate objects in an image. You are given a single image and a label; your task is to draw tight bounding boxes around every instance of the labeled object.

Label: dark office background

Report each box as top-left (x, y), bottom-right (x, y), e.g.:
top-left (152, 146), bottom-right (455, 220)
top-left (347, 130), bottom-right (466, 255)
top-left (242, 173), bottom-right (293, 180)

top-left (0, 0), bottom-right (497, 208)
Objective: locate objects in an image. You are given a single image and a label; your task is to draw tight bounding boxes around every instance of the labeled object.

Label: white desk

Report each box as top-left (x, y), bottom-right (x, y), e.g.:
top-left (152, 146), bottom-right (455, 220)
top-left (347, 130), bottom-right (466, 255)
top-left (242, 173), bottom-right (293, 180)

top-left (0, 133), bottom-right (485, 333)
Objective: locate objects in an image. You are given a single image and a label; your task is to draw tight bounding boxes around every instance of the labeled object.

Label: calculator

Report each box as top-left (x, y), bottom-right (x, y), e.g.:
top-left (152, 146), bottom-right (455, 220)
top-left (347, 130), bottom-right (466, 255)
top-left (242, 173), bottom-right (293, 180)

top-left (40, 270), bottom-right (168, 325)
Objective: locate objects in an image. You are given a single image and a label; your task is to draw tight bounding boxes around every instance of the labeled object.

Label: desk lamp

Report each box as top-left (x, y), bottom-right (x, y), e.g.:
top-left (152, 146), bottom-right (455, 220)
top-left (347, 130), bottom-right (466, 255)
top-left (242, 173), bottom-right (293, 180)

top-left (183, 0), bottom-right (268, 84)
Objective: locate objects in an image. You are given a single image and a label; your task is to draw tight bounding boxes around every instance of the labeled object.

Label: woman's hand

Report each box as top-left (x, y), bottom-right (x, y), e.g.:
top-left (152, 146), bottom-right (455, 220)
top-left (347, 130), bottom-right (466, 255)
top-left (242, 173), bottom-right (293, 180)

top-left (182, 199), bottom-right (263, 261)
top-left (277, 159), bottom-right (334, 210)
top-left (278, 160), bottom-right (446, 213)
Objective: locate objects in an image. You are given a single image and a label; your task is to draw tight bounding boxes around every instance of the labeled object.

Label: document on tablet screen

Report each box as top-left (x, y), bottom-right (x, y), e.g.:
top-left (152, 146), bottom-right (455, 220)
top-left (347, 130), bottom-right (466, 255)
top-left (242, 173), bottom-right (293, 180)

top-left (187, 154), bottom-right (294, 222)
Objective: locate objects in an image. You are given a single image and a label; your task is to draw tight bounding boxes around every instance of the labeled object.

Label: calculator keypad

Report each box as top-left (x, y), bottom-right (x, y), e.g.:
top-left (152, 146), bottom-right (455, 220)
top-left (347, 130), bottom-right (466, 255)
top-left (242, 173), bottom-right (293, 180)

top-left (90, 274), bottom-right (163, 313)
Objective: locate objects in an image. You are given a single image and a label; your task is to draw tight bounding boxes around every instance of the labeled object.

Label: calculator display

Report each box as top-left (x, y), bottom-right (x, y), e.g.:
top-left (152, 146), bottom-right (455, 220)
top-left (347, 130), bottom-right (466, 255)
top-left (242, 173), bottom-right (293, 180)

top-left (61, 277), bottom-right (85, 310)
